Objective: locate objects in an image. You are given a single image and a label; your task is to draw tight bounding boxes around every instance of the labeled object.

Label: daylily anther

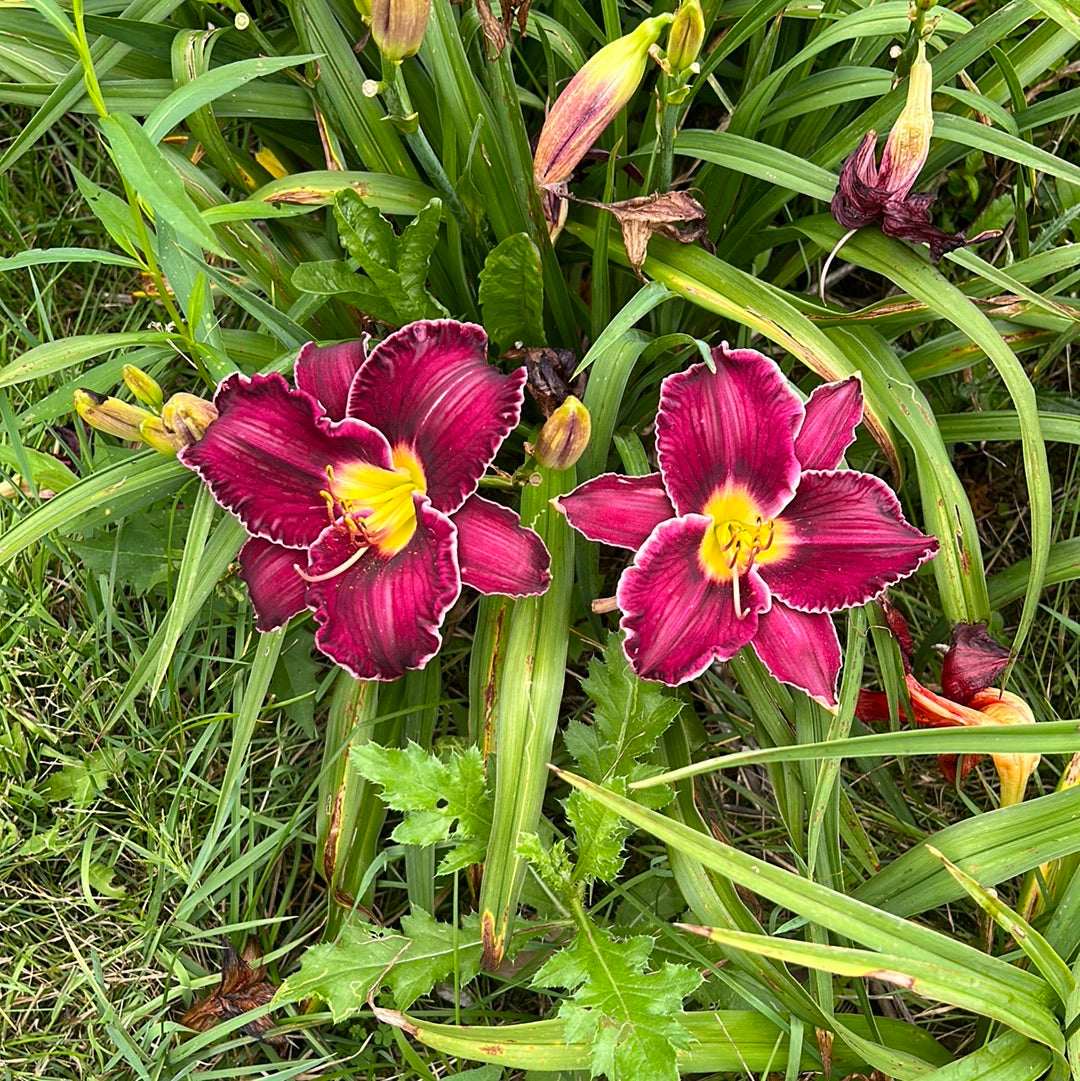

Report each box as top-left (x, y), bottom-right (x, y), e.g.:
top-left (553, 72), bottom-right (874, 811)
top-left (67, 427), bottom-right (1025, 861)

top-left (555, 344), bottom-right (939, 707)
top-left (180, 320), bottom-right (551, 681)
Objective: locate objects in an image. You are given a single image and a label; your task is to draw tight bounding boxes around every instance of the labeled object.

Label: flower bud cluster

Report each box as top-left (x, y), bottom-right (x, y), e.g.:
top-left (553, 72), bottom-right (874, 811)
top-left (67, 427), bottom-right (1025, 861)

top-left (74, 365), bottom-right (218, 456)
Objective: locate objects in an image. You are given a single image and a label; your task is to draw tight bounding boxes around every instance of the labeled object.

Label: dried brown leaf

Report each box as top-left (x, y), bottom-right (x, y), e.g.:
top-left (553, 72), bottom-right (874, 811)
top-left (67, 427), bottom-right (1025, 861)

top-left (588, 191), bottom-right (708, 276)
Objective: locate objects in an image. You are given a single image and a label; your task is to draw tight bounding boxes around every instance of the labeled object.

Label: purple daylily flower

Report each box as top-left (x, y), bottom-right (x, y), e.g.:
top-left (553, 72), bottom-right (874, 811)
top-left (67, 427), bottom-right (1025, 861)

top-left (554, 344), bottom-right (939, 707)
top-left (180, 320), bottom-right (551, 681)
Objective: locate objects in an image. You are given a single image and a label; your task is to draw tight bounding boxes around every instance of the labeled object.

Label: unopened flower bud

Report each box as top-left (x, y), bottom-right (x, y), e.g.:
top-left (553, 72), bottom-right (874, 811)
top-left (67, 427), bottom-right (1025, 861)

top-left (969, 688), bottom-right (1040, 807)
top-left (878, 39), bottom-right (933, 198)
top-left (533, 395), bottom-right (590, 470)
top-left (74, 389), bottom-right (156, 442)
top-left (121, 364), bottom-right (164, 411)
top-left (370, 0), bottom-right (431, 62)
top-left (666, 0), bottom-right (704, 75)
top-left (139, 415), bottom-right (178, 456)
top-left (161, 392), bottom-right (219, 449)
top-left (533, 14), bottom-right (673, 189)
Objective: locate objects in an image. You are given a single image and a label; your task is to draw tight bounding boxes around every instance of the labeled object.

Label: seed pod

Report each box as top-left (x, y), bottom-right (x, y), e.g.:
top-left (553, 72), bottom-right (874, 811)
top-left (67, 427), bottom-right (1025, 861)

top-left (533, 14), bottom-right (672, 189)
top-left (370, 0), bottom-right (432, 62)
top-left (533, 396), bottom-right (591, 471)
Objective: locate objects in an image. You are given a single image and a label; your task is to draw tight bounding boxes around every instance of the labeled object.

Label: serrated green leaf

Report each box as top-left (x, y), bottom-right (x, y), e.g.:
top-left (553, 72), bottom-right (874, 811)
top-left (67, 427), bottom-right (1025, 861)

top-left (352, 742), bottom-right (491, 875)
top-left (478, 233), bottom-right (545, 350)
top-left (566, 785), bottom-right (631, 885)
top-left (66, 517), bottom-right (175, 592)
top-left (519, 833), bottom-right (575, 897)
top-left (276, 908), bottom-right (482, 1016)
top-left (533, 920), bottom-right (701, 1081)
top-left (566, 631), bottom-right (683, 783)
top-left (41, 747), bottom-right (126, 807)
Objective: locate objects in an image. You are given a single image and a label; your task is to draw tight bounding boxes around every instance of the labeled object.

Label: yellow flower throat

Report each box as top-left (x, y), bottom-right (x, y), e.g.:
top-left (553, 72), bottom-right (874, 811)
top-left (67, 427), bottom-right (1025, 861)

top-left (325, 445), bottom-right (427, 556)
top-left (698, 488), bottom-right (789, 616)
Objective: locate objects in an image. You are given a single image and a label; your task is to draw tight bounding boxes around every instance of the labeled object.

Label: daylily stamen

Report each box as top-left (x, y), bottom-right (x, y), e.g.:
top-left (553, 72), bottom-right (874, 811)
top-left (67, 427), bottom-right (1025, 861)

top-left (294, 543), bottom-right (370, 583)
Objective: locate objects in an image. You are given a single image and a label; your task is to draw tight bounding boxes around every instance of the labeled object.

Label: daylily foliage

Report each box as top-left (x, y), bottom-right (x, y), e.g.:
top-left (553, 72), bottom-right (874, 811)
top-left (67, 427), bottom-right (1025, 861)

top-left (180, 320), bottom-right (551, 681)
top-left (556, 345), bottom-right (939, 707)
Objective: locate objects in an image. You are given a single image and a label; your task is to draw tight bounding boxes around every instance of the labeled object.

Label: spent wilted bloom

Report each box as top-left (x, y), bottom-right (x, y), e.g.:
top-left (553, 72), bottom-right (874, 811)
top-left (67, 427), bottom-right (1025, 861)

top-left (180, 320), bottom-right (551, 681)
top-left (830, 40), bottom-right (998, 261)
top-left (533, 14), bottom-right (672, 189)
top-left (858, 609), bottom-right (1040, 806)
top-left (370, 0), bottom-right (431, 62)
top-left (555, 346), bottom-right (938, 706)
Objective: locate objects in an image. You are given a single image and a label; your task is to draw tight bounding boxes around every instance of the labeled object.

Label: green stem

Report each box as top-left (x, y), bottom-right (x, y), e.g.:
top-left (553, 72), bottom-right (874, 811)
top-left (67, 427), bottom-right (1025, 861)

top-left (385, 60), bottom-right (473, 234)
top-left (71, 0), bottom-right (108, 118)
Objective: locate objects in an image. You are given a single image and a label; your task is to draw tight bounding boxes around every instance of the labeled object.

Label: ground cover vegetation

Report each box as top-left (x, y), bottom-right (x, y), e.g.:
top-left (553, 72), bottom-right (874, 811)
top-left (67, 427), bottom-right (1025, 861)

top-left (0, 0), bottom-right (1079, 1077)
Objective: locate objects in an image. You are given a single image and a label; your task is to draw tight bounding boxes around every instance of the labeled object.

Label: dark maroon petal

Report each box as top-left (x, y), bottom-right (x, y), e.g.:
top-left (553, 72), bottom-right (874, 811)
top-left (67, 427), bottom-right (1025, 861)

top-left (347, 320), bottom-right (525, 514)
top-left (879, 195), bottom-right (1000, 263)
top-left (237, 536), bottom-right (309, 631)
top-left (294, 338), bottom-right (370, 421)
top-left (750, 603), bottom-right (841, 708)
top-left (830, 132), bottom-right (887, 230)
top-left (656, 347), bottom-right (803, 518)
top-left (941, 623), bottom-right (1011, 705)
top-left (180, 373), bottom-right (394, 548)
top-left (616, 514), bottom-right (767, 686)
top-left (763, 470), bottom-right (938, 612)
top-left (554, 472), bottom-right (675, 550)
top-left (306, 498), bottom-right (461, 680)
top-left (794, 377), bottom-right (863, 472)
top-left (452, 493), bottom-right (551, 597)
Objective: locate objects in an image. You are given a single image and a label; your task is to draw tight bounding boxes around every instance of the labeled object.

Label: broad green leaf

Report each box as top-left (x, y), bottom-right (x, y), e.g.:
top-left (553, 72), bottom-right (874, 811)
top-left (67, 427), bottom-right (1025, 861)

top-left (276, 908), bottom-right (482, 1015)
top-left (554, 772), bottom-right (1055, 1012)
top-left (916, 1032), bottom-right (1052, 1081)
top-left (143, 52), bottom-right (319, 143)
top-left (926, 846), bottom-right (1074, 1004)
top-left (0, 444), bottom-right (78, 492)
top-left (40, 747), bottom-right (126, 807)
top-left (477, 233), bottom-right (545, 350)
top-left (249, 171), bottom-right (438, 216)
top-left (0, 454), bottom-right (188, 566)
top-left (682, 926), bottom-right (1062, 1050)
top-left (397, 197), bottom-right (443, 297)
top-left (368, 1009), bottom-right (947, 1073)
top-left (335, 188), bottom-right (399, 270)
top-left (0, 330), bottom-right (175, 388)
top-left (70, 166), bottom-right (142, 257)
top-left (0, 247), bottom-right (140, 271)
top-left (98, 113), bottom-right (223, 255)
top-left (855, 786), bottom-right (1080, 918)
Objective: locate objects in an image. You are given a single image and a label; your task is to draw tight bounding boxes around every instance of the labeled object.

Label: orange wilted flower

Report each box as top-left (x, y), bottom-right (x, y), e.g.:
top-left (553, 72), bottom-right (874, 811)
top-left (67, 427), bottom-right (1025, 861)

top-left (858, 607), bottom-right (1040, 806)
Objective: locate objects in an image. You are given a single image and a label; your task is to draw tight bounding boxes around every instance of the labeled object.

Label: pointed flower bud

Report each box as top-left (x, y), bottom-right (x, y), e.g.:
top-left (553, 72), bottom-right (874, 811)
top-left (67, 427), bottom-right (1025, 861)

top-left (370, 0), bottom-right (431, 62)
top-left (665, 0), bottom-right (705, 76)
top-left (121, 364), bottom-right (164, 411)
top-left (138, 415), bottom-right (178, 456)
top-left (161, 392), bottom-right (219, 449)
top-left (74, 389), bottom-right (156, 442)
top-left (533, 396), bottom-right (591, 471)
top-left (878, 39), bottom-right (933, 198)
top-left (533, 14), bottom-right (673, 189)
